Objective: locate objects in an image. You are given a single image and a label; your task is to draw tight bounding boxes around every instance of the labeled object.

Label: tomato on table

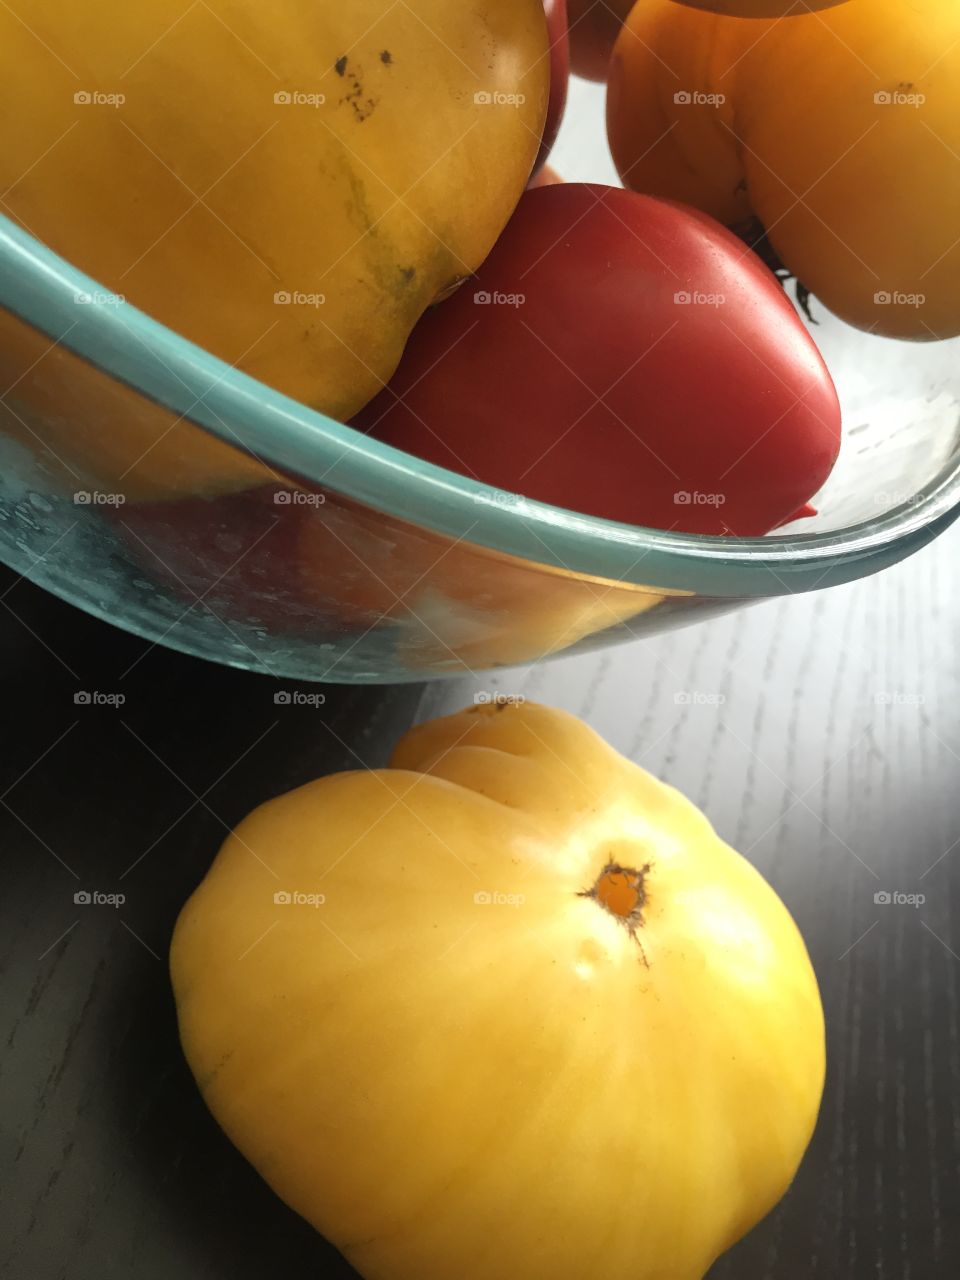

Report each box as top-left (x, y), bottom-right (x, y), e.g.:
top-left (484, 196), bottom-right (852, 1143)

top-left (171, 699), bottom-right (825, 1280)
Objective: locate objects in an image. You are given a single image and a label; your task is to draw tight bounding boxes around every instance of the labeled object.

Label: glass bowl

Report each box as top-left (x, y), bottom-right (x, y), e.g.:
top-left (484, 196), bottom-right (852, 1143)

top-left (0, 205), bottom-right (958, 684)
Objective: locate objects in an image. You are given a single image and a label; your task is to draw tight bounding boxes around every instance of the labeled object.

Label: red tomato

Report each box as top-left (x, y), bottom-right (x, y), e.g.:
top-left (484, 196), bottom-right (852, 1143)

top-left (567, 0), bottom-right (633, 82)
top-left (354, 184), bottom-right (841, 537)
top-left (535, 0), bottom-right (570, 173)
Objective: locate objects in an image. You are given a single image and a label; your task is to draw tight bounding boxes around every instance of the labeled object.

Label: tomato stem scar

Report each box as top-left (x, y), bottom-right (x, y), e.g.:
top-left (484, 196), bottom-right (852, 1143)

top-left (579, 862), bottom-right (651, 959)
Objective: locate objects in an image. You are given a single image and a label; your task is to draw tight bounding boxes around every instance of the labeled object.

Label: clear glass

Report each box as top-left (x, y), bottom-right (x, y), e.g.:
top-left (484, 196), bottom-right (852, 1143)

top-left (0, 210), bottom-right (958, 682)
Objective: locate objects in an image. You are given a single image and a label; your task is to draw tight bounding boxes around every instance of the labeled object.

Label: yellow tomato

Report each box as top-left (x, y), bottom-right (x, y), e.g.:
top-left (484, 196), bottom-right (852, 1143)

top-left (0, 1), bottom-right (548, 496)
top-left (609, 0), bottom-right (960, 338)
top-left (171, 701), bottom-right (825, 1280)
top-left (0, 307), bottom-right (270, 502)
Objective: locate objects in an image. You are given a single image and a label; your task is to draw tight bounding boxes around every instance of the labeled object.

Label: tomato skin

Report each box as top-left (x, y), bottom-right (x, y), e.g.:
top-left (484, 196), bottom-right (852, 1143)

top-left (609, 0), bottom-right (960, 339)
top-left (536, 0), bottom-right (570, 172)
top-left (567, 0), bottom-right (634, 82)
top-left (607, 3), bottom-right (753, 228)
top-left (356, 184), bottom-right (841, 537)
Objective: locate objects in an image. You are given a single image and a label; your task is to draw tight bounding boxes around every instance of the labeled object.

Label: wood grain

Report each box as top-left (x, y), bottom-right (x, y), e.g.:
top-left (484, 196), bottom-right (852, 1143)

top-left (2, 520), bottom-right (958, 1278)
top-left (420, 522), bottom-right (960, 1280)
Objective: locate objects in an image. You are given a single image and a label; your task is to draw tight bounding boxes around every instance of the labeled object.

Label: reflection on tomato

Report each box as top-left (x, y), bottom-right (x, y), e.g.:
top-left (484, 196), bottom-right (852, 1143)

top-left (116, 483), bottom-right (665, 669)
top-left (289, 492), bottom-right (669, 670)
top-left (113, 487), bottom-right (326, 634)
top-left (355, 184), bottom-right (841, 536)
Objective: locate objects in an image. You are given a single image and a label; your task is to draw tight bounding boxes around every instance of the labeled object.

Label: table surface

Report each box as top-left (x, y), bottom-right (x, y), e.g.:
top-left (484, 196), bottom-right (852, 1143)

top-left (2, 513), bottom-right (959, 1280)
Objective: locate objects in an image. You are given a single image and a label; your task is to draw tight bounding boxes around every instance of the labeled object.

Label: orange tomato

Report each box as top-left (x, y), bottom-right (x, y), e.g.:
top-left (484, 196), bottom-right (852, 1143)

top-left (608, 0), bottom-right (960, 338)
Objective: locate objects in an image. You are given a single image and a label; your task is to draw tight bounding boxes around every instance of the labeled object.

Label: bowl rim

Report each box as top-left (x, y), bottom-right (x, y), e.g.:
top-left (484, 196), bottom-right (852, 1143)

top-left (2, 211), bottom-right (959, 598)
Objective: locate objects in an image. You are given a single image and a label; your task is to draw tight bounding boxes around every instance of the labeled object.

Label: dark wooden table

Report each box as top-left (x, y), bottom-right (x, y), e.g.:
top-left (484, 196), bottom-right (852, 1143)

top-left (2, 517), bottom-right (959, 1280)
